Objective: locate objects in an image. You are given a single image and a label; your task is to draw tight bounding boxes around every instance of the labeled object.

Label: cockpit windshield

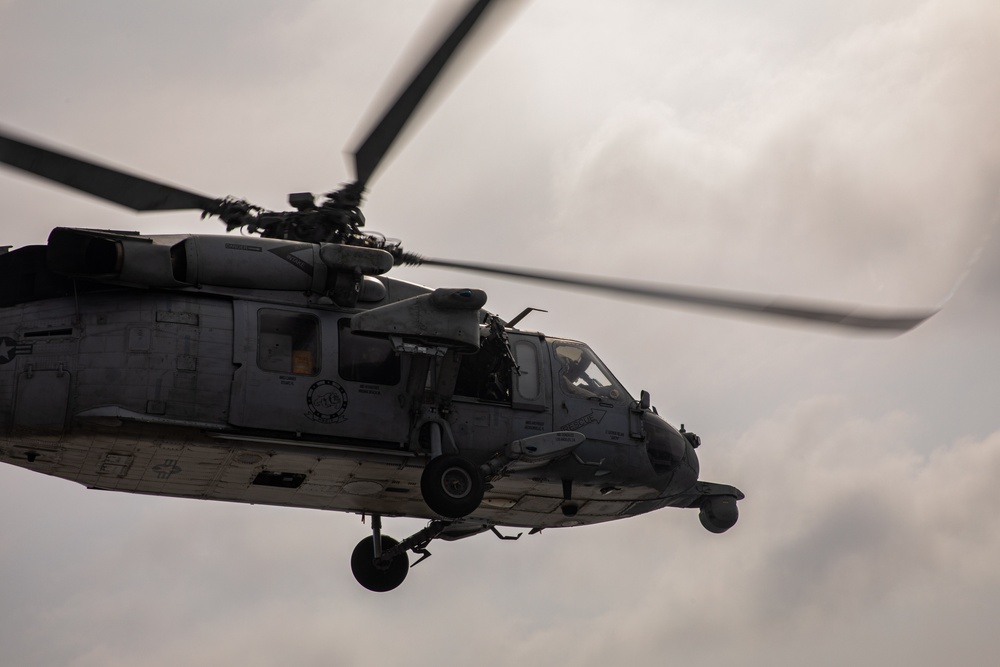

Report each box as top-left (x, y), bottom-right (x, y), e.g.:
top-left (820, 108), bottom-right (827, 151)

top-left (550, 339), bottom-right (631, 403)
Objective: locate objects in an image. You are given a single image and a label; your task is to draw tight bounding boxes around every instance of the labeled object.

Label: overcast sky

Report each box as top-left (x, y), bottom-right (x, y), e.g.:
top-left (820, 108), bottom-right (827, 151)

top-left (2, 1), bottom-right (1000, 665)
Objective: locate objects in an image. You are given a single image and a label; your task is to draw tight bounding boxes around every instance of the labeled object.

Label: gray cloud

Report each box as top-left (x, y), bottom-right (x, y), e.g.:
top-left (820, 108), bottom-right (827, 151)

top-left (2, 1), bottom-right (1000, 665)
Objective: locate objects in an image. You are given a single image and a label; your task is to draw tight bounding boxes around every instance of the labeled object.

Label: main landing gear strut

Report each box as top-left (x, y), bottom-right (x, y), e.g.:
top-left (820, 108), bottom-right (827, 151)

top-left (416, 431), bottom-right (588, 521)
top-left (351, 514), bottom-right (523, 591)
top-left (419, 453), bottom-right (486, 519)
top-left (350, 515), bottom-right (451, 592)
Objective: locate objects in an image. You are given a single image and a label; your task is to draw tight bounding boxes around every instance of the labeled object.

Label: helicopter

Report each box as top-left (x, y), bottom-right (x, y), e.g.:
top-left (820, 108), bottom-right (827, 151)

top-left (0, 0), bottom-right (935, 592)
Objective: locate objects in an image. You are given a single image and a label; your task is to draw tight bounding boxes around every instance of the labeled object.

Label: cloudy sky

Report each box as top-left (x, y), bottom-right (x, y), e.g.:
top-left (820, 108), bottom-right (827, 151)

top-left (2, 0), bottom-right (1000, 664)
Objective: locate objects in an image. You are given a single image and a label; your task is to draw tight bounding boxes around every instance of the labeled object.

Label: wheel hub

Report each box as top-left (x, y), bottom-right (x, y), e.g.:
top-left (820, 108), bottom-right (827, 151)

top-left (441, 467), bottom-right (472, 498)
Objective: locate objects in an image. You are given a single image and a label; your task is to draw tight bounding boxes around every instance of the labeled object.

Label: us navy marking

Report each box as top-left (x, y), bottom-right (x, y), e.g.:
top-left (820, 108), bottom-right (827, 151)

top-left (0, 336), bottom-right (32, 365)
top-left (152, 459), bottom-right (182, 479)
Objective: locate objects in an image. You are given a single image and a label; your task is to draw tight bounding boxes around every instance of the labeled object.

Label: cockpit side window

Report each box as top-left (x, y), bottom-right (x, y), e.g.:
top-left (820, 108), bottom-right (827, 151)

top-left (512, 341), bottom-right (540, 401)
top-left (552, 340), bottom-right (629, 402)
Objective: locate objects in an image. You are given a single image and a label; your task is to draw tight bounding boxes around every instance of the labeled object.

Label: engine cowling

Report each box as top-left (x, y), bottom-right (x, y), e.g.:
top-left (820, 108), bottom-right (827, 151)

top-left (45, 227), bottom-right (393, 298)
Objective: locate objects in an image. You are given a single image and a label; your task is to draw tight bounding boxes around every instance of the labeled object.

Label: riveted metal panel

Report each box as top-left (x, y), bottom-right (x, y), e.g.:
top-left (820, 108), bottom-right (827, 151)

top-left (14, 368), bottom-right (71, 432)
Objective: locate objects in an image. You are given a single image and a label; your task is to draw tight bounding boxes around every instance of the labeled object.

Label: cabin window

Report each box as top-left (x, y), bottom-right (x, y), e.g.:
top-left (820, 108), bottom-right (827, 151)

top-left (513, 341), bottom-right (540, 400)
top-left (338, 320), bottom-right (400, 385)
top-left (257, 309), bottom-right (320, 375)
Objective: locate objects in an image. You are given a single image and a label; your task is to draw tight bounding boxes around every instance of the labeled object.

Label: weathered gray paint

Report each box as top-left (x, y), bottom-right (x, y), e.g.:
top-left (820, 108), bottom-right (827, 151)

top-left (0, 242), bottom-right (737, 532)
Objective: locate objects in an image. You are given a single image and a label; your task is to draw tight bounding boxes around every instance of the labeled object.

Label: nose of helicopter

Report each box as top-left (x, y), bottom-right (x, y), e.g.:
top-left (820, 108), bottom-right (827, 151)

top-left (643, 413), bottom-right (700, 491)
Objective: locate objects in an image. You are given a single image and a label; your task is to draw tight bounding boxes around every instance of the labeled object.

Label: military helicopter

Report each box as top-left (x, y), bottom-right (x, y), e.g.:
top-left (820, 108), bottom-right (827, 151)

top-left (0, 0), bottom-right (934, 592)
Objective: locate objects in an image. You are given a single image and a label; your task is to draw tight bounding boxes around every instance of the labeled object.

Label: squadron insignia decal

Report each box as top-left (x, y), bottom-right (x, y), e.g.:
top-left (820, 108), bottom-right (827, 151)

top-left (305, 380), bottom-right (348, 424)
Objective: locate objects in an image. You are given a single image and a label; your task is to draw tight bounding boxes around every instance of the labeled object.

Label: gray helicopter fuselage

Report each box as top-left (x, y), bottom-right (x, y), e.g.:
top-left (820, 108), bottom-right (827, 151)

top-left (0, 233), bottom-right (738, 532)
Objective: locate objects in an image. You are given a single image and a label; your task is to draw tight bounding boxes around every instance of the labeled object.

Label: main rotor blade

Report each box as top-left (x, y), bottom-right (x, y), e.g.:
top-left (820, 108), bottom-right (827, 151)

top-left (0, 128), bottom-right (220, 213)
top-left (400, 255), bottom-right (936, 333)
top-left (351, 0), bottom-right (498, 194)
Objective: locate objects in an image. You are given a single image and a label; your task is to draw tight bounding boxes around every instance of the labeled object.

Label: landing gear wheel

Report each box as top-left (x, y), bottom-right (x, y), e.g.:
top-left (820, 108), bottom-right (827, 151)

top-left (351, 535), bottom-right (409, 592)
top-left (420, 454), bottom-right (485, 519)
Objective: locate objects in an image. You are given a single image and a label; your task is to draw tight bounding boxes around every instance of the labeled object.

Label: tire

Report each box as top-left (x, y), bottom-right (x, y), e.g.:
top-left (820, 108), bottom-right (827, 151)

top-left (420, 454), bottom-right (485, 519)
top-left (351, 535), bottom-right (409, 592)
